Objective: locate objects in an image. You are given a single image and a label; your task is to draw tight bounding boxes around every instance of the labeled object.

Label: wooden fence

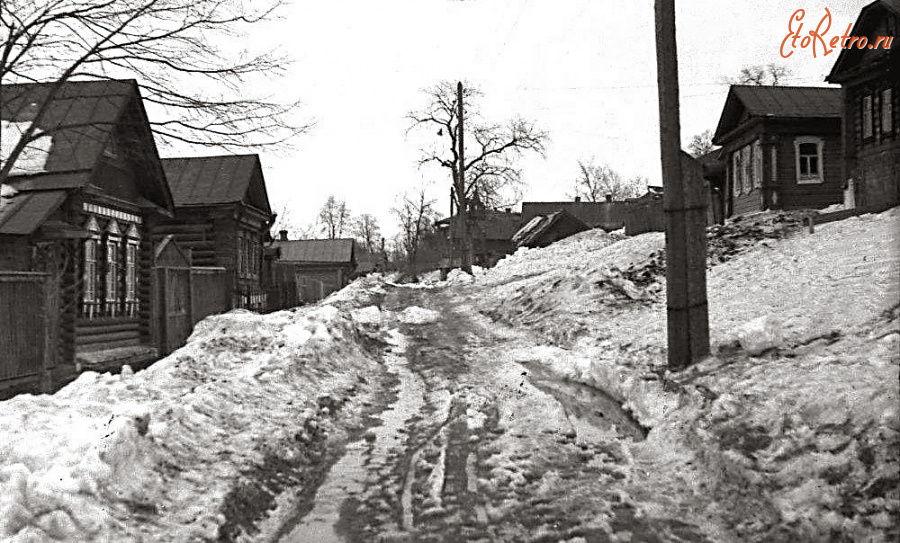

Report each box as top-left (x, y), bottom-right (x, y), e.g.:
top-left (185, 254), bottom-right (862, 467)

top-left (0, 272), bottom-right (57, 393)
top-left (266, 282), bottom-right (299, 312)
top-left (625, 199), bottom-right (667, 236)
top-left (191, 267), bottom-right (230, 324)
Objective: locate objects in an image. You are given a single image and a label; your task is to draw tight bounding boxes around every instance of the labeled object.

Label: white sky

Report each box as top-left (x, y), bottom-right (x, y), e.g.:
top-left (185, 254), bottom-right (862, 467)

top-left (253, 0), bottom-right (866, 238)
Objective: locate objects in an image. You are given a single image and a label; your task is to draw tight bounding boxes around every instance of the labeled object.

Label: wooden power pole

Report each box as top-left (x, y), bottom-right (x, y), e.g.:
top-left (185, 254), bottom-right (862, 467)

top-left (654, 0), bottom-right (709, 369)
top-left (456, 81), bottom-right (473, 273)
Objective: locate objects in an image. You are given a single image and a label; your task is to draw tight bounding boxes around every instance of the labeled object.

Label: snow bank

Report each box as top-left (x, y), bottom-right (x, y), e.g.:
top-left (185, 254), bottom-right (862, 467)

top-left (471, 207), bottom-right (900, 540)
top-left (0, 300), bottom-right (383, 541)
top-left (445, 269), bottom-right (474, 285)
top-left (736, 315), bottom-right (784, 355)
top-left (397, 306), bottom-right (440, 325)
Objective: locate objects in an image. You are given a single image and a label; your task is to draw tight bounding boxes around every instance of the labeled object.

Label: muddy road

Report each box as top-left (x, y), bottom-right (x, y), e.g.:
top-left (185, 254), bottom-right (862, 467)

top-left (271, 285), bottom-right (716, 542)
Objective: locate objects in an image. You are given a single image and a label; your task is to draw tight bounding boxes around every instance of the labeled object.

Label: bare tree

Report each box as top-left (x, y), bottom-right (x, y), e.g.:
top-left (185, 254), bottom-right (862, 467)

top-left (318, 195), bottom-right (350, 239)
top-left (727, 63), bottom-right (792, 86)
top-left (407, 80), bottom-right (548, 271)
top-left (0, 0), bottom-right (309, 184)
top-left (571, 160), bottom-right (646, 201)
top-left (687, 129), bottom-right (717, 158)
top-left (392, 186), bottom-right (436, 280)
top-left (352, 213), bottom-right (381, 253)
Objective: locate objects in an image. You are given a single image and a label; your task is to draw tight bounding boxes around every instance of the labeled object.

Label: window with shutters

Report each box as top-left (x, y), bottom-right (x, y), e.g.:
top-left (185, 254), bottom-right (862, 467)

top-left (862, 94), bottom-right (874, 140)
top-left (882, 88), bottom-right (894, 136)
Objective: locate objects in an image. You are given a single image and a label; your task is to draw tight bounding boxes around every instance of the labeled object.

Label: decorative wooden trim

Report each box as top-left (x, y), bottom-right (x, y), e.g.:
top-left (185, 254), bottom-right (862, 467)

top-left (82, 202), bottom-right (142, 224)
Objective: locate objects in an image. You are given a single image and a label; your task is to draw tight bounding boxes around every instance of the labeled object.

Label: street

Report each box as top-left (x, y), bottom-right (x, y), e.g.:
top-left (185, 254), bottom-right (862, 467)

top-left (273, 285), bottom-right (716, 543)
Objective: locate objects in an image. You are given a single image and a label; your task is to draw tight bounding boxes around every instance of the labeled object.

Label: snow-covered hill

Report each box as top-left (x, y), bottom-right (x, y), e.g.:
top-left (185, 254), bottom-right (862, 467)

top-left (462, 207), bottom-right (900, 541)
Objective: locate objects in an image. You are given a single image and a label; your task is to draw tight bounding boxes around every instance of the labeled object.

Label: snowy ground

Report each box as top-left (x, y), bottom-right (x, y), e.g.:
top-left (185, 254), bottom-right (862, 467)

top-left (1, 209), bottom-right (897, 542)
top-left (468, 206), bottom-right (900, 541)
top-left (0, 297), bottom-right (387, 542)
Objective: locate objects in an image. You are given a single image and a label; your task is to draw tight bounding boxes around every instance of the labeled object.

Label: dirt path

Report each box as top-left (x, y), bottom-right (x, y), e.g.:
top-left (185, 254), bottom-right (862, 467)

top-left (274, 285), bottom-right (716, 542)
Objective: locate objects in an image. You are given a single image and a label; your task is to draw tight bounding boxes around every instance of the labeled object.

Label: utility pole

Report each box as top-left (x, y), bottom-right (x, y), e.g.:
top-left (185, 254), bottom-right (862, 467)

top-left (654, 0), bottom-right (709, 369)
top-left (456, 81), bottom-right (473, 273)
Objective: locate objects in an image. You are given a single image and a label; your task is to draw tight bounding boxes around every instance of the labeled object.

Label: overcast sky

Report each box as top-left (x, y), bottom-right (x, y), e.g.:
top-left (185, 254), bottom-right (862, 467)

top-left (253, 0), bottom-right (866, 238)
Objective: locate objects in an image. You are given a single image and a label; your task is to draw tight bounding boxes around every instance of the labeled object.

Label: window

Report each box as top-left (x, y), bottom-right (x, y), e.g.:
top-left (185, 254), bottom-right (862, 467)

top-left (795, 137), bottom-right (824, 184)
top-left (752, 140), bottom-right (763, 189)
top-left (81, 216), bottom-right (102, 318)
top-left (124, 223), bottom-right (140, 316)
top-left (862, 94), bottom-right (874, 139)
top-left (83, 239), bottom-right (98, 317)
top-left (770, 146), bottom-right (777, 185)
top-left (741, 145), bottom-right (752, 192)
top-left (883, 88), bottom-right (894, 136)
top-left (106, 240), bottom-right (120, 315)
top-left (732, 151), bottom-right (741, 196)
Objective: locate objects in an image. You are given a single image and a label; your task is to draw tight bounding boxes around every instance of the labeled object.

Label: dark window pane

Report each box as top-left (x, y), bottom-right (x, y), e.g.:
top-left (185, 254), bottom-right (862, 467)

top-left (799, 142), bottom-right (817, 155)
top-left (809, 156), bottom-right (819, 174)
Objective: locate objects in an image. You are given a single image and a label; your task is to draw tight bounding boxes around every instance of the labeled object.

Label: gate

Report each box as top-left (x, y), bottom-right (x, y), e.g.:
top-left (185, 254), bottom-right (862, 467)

top-left (154, 235), bottom-right (193, 356)
top-left (0, 272), bottom-right (57, 391)
top-left (157, 267), bottom-right (192, 355)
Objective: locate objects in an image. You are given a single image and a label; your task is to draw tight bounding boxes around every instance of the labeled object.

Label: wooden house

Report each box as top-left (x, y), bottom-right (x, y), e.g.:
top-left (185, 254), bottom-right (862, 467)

top-left (512, 209), bottom-right (589, 248)
top-left (712, 85), bottom-right (844, 217)
top-left (521, 198), bottom-right (628, 232)
top-left (434, 208), bottom-right (522, 268)
top-left (825, 0), bottom-right (899, 210)
top-left (157, 154), bottom-right (276, 312)
top-left (270, 238), bottom-right (356, 303)
top-left (0, 79), bottom-right (175, 387)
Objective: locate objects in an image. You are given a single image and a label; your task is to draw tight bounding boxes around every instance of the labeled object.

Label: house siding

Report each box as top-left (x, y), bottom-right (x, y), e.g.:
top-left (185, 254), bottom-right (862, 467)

top-left (845, 79), bottom-right (900, 208)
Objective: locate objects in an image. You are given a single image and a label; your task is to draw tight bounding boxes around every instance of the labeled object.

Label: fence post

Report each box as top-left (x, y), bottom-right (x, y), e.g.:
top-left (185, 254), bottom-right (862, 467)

top-left (41, 274), bottom-right (59, 393)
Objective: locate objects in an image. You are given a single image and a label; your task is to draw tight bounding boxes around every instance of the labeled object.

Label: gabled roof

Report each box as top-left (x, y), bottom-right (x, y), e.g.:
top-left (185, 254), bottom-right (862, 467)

top-left (1, 79), bottom-right (174, 212)
top-left (713, 85), bottom-right (842, 143)
top-left (512, 209), bottom-right (589, 248)
top-left (521, 200), bottom-right (628, 231)
top-left (272, 238), bottom-right (355, 264)
top-left (0, 189), bottom-right (67, 235)
top-left (826, 0), bottom-right (899, 84)
top-left (160, 154), bottom-right (272, 214)
top-left (435, 209), bottom-right (522, 241)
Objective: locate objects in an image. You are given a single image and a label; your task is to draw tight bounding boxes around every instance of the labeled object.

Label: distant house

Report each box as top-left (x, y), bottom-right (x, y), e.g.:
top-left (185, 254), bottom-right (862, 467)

top-left (512, 209), bottom-right (589, 248)
top-left (434, 208), bottom-right (522, 268)
top-left (270, 238), bottom-right (356, 303)
top-left (712, 85), bottom-right (844, 217)
top-left (826, 0), bottom-right (899, 210)
top-left (521, 198), bottom-right (628, 232)
top-left (157, 154), bottom-right (276, 312)
top-left (0, 79), bottom-right (175, 388)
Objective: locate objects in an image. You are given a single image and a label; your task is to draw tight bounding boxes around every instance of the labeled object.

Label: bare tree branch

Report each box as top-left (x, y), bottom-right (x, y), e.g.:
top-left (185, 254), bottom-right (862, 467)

top-left (570, 160), bottom-right (646, 202)
top-left (1, 0), bottom-right (311, 183)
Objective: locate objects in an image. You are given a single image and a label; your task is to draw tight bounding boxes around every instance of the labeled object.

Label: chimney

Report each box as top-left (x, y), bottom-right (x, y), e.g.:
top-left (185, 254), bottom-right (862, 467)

top-left (605, 194), bottom-right (612, 202)
top-left (505, 207), bottom-right (512, 213)
top-left (279, 229), bottom-right (288, 241)
top-left (574, 196), bottom-right (581, 203)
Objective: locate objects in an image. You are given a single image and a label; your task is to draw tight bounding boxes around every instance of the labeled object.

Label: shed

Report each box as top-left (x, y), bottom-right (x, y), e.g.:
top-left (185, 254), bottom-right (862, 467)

top-left (270, 238), bottom-right (356, 303)
top-left (512, 209), bottom-right (589, 248)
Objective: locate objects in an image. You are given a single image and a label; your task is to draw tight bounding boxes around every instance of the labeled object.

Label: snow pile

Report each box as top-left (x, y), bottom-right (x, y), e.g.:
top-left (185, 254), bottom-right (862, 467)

top-left (445, 269), bottom-right (474, 285)
top-left (0, 302), bottom-right (383, 541)
top-left (322, 274), bottom-right (387, 307)
top-left (736, 315), bottom-right (784, 355)
top-left (397, 306), bottom-right (440, 325)
top-left (471, 207), bottom-right (900, 540)
top-left (1, 184), bottom-right (18, 198)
